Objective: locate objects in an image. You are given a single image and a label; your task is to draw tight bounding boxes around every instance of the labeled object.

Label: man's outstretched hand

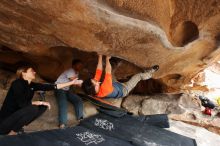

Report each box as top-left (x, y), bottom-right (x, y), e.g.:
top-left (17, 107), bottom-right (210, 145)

top-left (72, 78), bottom-right (83, 85)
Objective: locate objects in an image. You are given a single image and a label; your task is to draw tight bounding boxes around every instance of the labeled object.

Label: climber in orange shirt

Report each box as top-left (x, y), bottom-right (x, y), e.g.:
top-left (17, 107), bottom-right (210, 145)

top-left (82, 55), bottom-right (159, 99)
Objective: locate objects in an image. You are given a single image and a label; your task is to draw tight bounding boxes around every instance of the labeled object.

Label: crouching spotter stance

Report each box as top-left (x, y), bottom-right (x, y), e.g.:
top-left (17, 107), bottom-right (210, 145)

top-left (0, 66), bottom-right (81, 135)
top-left (82, 55), bottom-right (159, 99)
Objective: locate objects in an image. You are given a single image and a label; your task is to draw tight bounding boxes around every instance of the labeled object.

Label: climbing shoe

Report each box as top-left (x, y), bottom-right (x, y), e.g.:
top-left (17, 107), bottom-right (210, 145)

top-left (141, 65), bottom-right (159, 80)
top-left (152, 65), bottom-right (159, 71)
top-left (143, 65), bottom-right (159, 73)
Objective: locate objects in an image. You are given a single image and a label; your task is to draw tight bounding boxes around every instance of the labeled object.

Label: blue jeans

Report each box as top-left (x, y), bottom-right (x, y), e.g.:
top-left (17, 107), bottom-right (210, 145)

top-left (106, 82), bottom-right (124, 99)
top-left (54, 90), bottom-right (83, 125)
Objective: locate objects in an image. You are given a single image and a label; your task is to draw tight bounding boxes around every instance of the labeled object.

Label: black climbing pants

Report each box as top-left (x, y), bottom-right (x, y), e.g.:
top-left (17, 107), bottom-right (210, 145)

top-left (0, 105), bottom-right (47, 135)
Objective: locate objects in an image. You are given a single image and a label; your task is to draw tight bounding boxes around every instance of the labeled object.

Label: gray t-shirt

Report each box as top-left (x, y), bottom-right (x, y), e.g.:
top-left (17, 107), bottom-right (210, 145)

top-left (55, 68), bottom-right (78, 91)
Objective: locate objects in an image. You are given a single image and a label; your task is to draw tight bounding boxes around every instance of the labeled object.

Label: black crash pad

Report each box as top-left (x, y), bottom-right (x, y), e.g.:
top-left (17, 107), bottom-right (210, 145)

top-left (0, 126), bottom-right (133, 146)
top-left (134, 114), bottom-right (170, 128)
top-left (77, 93), bottom-right (128, 113)
top-left (80, 113), bottom-right (196, 146)
top-left (98, 108), bottom-right (169, 128)
top-left (0, 110), bottom-right (196, 146)
top-left (78, 94), bottom-right (170, 128)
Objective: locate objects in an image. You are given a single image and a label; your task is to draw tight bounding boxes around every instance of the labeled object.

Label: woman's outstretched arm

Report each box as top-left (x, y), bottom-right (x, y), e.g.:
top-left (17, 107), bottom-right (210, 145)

top-left (56, 78), bottom-right (83, 89)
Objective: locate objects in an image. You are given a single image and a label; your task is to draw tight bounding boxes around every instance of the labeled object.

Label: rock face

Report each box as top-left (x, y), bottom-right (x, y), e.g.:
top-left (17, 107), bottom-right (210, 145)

top-left (0, 0), bottom-right (220, 91)
top-left (168, 120), bottom-right (220, 146)
top-left (122, 93), bottom-right (220, 135)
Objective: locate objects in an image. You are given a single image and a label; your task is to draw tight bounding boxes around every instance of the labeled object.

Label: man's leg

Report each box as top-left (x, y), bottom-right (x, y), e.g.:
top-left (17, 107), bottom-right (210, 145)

top-left (67, 92), bottom-right (84, 120)
top-left (54, 90), bottom-right (68, 126)
top-left (122, 65), bottom-right (159, 97)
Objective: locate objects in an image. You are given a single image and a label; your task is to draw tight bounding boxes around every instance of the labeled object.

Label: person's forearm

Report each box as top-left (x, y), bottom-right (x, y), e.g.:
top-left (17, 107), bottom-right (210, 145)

top-left (105, 56), bottom-right (111, 74)
top-left (97, 55), bottom-right (103, 70)
top-left (32, 101), bottom-right (42, 105)
top-left (56, 78), bottom-right (83, 89)
top-left (32, 101), bottom-right (51, 109)
top-left (56, 81), bottom-right (74, 89)
top-left (69, 76), bottom-right (77, 80)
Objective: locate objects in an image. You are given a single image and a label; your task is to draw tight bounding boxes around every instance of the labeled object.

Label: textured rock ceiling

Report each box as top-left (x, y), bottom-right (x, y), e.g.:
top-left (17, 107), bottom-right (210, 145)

top-left (0, 0), bottom-right (220, 92)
